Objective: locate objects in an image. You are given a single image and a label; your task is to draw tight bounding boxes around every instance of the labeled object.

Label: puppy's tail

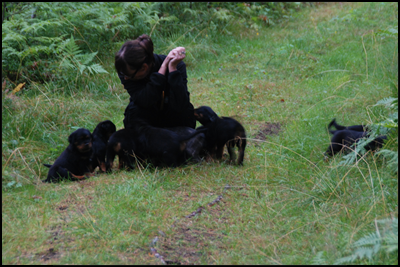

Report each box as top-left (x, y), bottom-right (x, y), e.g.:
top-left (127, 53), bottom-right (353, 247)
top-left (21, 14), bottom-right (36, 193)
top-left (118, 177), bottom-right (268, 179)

top-left (328, 118), bottom-right (347, 131)
top-left (327, 118), bottom-right (336, 130)
top-left (43, 163), bottom-right (52, 168)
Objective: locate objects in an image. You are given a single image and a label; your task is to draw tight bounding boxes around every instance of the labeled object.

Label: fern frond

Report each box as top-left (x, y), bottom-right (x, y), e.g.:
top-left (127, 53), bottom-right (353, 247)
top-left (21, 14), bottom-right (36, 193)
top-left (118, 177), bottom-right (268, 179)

top-left (2, 47), bottom-right (23, 59)
top-left (2, 31), bottom-right (28, 45)
top-left (374, 97), bottom-right (398, 108)
top-left (86, 64), bottom-right (108, 74)
top-left (311, 251), bottom-right (328, 265)
top-left (376, 149), bottom-right (398, 172)
top-left (335, 254), bottom-right (359, 264)
top-left (78, 64), bottom-right (86, 75)
top-left (335, 217), bottom-right (398, 264)
top-left (352, 232), bottom-right (381, 247)
top-left (21, 20), bottom-right (63, 34)
top-left (383, 232), bottom-right (398, 253)
top-left (59, 58), bottom-right (76, 70)
top-left (58, 35), bottom-right (82, 57)
top-left (76, 52), bottom-right (97, 65)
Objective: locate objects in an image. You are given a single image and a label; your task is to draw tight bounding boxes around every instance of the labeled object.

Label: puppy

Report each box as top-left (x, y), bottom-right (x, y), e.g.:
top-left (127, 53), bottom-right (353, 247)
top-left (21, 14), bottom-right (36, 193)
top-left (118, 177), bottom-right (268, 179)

top-left (165, 126), bottom-right (206, 163)
top-left (90, 120), bottom-right (116, 172)
top-left (194, 106), bottom-right (246, 165)
top-left (43, 128), bottom-right (93, 183)
top-left (106, 120), bottom-right (206, 172)
top-left (105, 129), bottom-right (139, 171)
top-left (325, 119), bottom-right (386, 156)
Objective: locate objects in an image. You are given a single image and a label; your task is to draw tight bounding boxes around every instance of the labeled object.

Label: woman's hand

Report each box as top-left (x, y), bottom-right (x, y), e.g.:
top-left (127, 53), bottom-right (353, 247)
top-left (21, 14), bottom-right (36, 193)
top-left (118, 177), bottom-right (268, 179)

top-left (158, 53), bottom-right (173, 76)
top-left (167, 47), bottom-right (186, 72)
top-left (158, 47), bottom-right (186, 75)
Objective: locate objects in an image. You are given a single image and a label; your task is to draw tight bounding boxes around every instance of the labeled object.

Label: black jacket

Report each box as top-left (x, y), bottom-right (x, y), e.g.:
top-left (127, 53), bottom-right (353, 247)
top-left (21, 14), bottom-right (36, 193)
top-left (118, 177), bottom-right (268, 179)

top-left (119, 54), bottom-right (195, 128)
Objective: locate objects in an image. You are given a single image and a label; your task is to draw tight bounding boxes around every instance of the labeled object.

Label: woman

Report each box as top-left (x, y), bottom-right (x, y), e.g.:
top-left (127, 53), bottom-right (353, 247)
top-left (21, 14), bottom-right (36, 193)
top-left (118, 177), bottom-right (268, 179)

top-left (115, 34), bottom-right (196, 129)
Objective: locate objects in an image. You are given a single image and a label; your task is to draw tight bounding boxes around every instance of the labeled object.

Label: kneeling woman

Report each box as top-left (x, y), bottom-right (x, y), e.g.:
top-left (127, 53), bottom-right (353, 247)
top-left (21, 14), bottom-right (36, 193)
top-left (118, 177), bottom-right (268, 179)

top-left (115, 34), bottom-right (196, 129)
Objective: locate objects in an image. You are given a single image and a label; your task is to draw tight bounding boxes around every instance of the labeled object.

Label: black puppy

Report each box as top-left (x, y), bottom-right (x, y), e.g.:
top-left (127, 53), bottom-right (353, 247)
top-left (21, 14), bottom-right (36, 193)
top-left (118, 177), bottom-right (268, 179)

top-left (194, 106), bottom-right (246, 165)
top-left (43, 128), bottom-right (93, 183)
top-left (106, 120), bottom-right (206, 171)
top-left (90, 120), bottom-right (116, 172)
top-left (325, 119), bottom-right (386, 156)
top-left (165, 126), bottom-right (206, 163)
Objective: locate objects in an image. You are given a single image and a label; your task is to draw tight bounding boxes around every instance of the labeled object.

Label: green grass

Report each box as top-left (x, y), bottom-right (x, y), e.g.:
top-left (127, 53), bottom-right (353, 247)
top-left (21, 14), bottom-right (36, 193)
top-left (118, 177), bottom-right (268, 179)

top-left (2, 2), bottom-right (398, 265)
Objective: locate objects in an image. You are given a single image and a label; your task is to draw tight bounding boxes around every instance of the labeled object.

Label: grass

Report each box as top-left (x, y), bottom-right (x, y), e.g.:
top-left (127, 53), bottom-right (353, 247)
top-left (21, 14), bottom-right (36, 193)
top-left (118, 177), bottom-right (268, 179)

top-left (2, 2), bottom-right (398, 265)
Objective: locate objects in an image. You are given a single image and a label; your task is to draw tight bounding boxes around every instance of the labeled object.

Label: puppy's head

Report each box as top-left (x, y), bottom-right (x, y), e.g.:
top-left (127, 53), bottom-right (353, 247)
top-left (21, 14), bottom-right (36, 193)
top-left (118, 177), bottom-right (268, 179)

top-left (194, 106), bottom-right (219, 126)
top-left (93, 120), bottom-right (117, 139)
top-left (68, 128), bottom-right (93, 153)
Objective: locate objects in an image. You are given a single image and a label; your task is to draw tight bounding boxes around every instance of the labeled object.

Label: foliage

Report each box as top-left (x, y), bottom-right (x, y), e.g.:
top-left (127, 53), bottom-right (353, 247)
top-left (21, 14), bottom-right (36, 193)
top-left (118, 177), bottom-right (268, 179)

top-left (335, 218), bottom-right (398, 264)
top-left (2, 2), bottom-right (305, 86)
top-left (338, 19), bottom-right (398, 166)
top-left (373, 97), bottom-right (398, 173)
top-left (57, 35), bottom-right (108, 78)
top-left (339, 96), bottom-right (398, 167)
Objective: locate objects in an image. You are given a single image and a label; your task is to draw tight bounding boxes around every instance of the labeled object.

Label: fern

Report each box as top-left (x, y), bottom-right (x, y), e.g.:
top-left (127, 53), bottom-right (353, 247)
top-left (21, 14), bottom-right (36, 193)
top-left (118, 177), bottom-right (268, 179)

top-left (311, 251), bottom-right (328, 265)
top-left (57, 35), bottom-right (108, 76)
top-left (3, 2), bottom-right (308, 84)
top-left (374, 97), bottom-right (398, 108)
top-left (376, 149), bottom-right (398, 173)
top-left (339, 96), bottom-right (398, 166)
top-left (335, 218), bottom-right (398, 264)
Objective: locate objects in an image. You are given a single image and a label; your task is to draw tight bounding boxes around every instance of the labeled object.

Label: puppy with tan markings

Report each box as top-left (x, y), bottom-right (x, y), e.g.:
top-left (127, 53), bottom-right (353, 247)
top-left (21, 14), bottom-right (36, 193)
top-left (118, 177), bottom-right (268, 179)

top-left (43, 128), bottom-right (94, 183)
top-left (194, 106), bottom-right (246, 165)
top-left (90, 120), bottom-right (116, 172)
top-left (106, 119), bottom-right (206, 172)
top-left (166, 126), bottom-right (206, 163)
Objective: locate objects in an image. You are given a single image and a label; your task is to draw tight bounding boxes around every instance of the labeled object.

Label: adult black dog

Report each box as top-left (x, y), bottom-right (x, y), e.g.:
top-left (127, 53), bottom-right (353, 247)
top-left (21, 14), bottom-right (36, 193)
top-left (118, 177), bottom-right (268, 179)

top-left (106, 120), bottom-right (206, 172)
top-left (325, 119), bottom-right (386, 156)
top-left (43, 128), bottom-right (93, 183)
top-left (90, 120), bottom-right (116, 172)
top-left (194, 106), bottom-right (246, 165)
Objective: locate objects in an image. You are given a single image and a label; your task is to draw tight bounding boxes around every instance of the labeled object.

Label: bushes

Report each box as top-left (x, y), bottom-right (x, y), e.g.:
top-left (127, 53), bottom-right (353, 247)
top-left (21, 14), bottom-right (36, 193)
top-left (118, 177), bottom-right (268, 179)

top-left (2, 2), bottom-right (304, 85)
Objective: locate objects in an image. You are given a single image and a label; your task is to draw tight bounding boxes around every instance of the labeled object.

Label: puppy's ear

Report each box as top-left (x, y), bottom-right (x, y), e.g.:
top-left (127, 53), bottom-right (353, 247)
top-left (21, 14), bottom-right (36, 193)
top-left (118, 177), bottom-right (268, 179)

top-left (68, 132), bottom-right (77, 144)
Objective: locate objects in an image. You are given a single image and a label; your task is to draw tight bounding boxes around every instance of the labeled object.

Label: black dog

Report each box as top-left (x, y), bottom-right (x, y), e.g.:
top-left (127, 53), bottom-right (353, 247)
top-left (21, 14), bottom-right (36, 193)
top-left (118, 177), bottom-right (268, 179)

top-left (43, 128), bottom-right (93, 183)
top-left (165, 126), bottom-right (206, 163)
top-left (90, 120), bottom-right (116, 172)
top-left (106, 120), bottom-right (206, 171)
top-left (194, 106), bottom-right (246, 165)
top-left (325, 119), bottom-right (386, 156)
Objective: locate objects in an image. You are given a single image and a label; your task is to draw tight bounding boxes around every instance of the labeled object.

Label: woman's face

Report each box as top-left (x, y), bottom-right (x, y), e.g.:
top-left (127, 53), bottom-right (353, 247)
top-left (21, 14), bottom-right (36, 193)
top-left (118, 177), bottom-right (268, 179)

top-left (124, 63), bottom-right (150, 81)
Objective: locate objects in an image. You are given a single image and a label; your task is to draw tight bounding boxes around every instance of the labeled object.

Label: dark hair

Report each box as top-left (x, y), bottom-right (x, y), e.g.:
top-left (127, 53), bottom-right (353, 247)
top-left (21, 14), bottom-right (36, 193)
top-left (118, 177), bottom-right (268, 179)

top-left (115, 34), bottom-right (154, 76)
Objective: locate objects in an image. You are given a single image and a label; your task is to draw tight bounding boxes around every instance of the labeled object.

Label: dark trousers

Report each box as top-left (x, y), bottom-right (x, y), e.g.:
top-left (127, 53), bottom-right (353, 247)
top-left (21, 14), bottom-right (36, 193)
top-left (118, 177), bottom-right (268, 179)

top-left (123, 102), bottom-right (196, 129)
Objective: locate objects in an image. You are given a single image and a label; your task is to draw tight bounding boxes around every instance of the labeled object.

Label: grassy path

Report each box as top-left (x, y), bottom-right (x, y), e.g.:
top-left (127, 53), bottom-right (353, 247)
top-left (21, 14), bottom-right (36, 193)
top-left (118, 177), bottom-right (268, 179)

top-left (2, 2), bottom-right (397, 264)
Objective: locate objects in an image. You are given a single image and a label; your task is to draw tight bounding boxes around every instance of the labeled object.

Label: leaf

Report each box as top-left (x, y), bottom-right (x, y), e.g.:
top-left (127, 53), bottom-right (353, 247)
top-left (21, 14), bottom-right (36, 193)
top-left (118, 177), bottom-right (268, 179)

top-left (87, 64), bottom-right (109, 74)
top-left (12, 83), bottom-right (26, 94)
top-left (374, 97), bottom-right (398, 108)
